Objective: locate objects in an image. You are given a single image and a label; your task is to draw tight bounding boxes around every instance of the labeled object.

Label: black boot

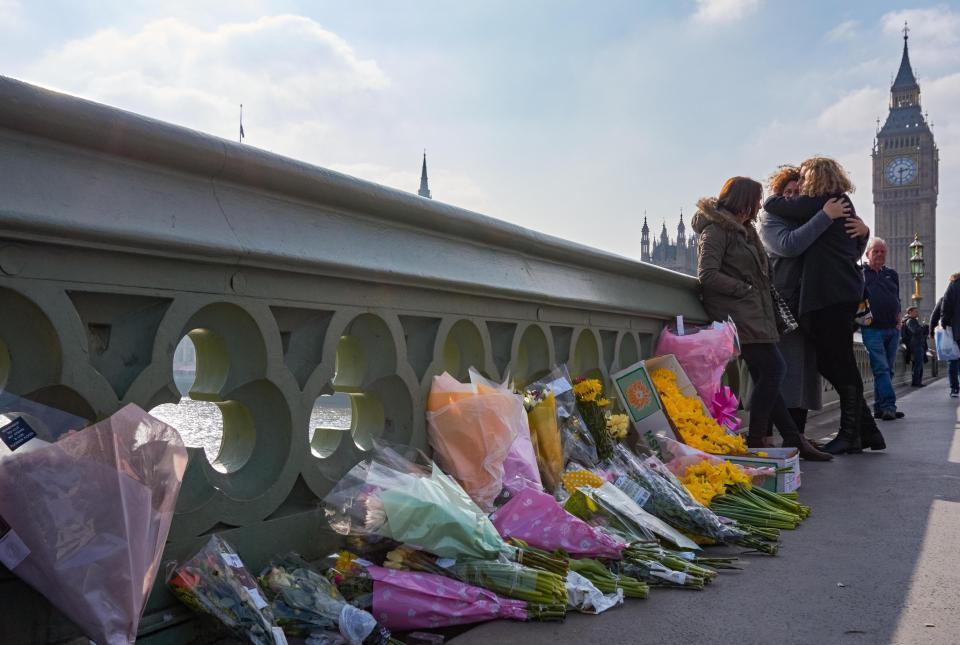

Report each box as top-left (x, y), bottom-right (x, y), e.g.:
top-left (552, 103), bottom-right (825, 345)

top-left (822, 385), bottom-right (863, 455)
top-left (859, 400), bottom-right (886, 451)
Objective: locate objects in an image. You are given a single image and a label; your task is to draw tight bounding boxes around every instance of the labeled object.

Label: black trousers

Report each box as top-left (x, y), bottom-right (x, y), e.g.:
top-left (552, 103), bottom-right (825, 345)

top-left (802, 302), bottom-right (864, 393)
top-left (740, 342), bottom-right (800, 441)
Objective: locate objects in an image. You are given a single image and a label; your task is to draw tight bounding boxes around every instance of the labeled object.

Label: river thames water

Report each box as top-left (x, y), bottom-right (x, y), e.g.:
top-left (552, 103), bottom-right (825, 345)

top-left (149, 367), bottom-right (351, 461)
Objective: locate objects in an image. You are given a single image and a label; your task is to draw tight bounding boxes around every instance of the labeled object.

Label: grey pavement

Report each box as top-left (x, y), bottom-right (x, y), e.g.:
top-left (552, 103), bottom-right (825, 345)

top-left (452, 378), bottom-right (960, 645)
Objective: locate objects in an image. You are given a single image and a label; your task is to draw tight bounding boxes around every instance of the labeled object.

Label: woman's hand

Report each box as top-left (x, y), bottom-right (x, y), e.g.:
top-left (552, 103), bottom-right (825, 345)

top-left (845, 216), bottom-right (869, 238)
top-left (823, 197), bottom-right (853, 220)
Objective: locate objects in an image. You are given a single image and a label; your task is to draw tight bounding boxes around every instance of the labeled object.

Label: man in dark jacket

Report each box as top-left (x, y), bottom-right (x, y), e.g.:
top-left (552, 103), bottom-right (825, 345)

top-left (862, 238), bottom-right (903, 420)
top-left (902, 307), bottom-right (928, 386)
top-left (934, 280), bottom-right (960, 396)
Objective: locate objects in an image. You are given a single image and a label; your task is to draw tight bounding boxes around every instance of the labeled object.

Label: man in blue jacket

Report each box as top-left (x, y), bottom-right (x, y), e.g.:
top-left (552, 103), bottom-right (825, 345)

top-left (862, 238), bottom-right (903, 421)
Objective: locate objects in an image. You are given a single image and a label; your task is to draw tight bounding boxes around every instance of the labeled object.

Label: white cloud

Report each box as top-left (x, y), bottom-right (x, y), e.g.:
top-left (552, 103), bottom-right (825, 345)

top-left (691, 0), bottom-right (763, 24)
top-left (825, 19), bottom-right (860, 42)
top-left (22, 15), bottom-right (391, 164)
top-left (882, 6), bottom-right (960, 71)
top-left (816, 86), bottom-right (886, 133)
top-left (0, 0), bottom-right (21, 25)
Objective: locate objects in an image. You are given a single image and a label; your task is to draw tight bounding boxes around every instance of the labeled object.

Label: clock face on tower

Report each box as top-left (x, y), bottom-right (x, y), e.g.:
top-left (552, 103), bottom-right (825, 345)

top-left (885, 156), bottom-right (918, 186)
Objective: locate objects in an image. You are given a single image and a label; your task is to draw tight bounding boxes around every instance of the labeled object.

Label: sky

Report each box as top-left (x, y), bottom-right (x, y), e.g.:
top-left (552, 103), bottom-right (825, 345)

top-left (1, 0), bottom-right (958, 293)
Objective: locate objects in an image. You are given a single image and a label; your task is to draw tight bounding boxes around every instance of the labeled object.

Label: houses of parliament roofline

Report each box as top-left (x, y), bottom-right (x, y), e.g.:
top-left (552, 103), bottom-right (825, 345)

top-left (641, 211), bottom-right (698, 277)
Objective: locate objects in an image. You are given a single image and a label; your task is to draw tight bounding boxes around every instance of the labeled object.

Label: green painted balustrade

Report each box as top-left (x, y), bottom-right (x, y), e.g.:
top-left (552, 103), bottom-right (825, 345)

top-left (0, 76), bottom-right (706, 644)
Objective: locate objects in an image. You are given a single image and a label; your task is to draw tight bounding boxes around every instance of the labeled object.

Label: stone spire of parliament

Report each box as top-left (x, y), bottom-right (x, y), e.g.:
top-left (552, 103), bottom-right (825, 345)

top-left (872, 22), bottom-right (939, 317)
top-left (418, 151), bottom-right (432, 199)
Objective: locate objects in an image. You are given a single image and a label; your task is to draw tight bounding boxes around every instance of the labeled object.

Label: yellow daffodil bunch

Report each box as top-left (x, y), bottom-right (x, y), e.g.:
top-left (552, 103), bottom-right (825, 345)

top-left (678, 459), bottom-right (752, 507)
top-left (650, 369), bottom-right (747, 455)
top-left (605, 413), bottom-right (629, 440)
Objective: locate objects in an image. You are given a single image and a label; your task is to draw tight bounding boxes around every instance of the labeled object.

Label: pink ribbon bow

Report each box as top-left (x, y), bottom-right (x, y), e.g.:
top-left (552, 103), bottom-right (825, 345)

top-left (709, 386), bottom-right (740, 431)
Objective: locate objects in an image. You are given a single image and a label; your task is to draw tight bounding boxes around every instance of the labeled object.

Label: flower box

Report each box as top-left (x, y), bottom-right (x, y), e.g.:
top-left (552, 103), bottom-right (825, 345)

top-left (610, 354), bottom-right (710, 449)
top-left (722, 447), bottom-right (801, 493)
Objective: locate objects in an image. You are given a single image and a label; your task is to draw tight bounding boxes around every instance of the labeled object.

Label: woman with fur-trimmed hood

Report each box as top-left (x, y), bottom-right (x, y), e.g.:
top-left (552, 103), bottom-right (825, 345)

top-left (692, 176), bottom-right (831, 461)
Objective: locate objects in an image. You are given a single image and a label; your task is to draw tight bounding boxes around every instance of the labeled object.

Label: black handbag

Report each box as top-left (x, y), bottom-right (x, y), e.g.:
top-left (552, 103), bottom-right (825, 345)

top-left (771, 284), bottom-right (799, 334)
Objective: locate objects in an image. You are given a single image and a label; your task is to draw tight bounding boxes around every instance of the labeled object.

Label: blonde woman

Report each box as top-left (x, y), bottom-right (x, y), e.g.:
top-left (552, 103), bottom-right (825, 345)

top-left (763, 157), bottom-right (885, 455)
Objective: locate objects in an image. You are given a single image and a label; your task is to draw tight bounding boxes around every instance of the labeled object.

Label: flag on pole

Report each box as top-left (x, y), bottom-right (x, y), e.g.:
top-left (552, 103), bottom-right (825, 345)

top-left (239, 104), bottom-right (245, 142)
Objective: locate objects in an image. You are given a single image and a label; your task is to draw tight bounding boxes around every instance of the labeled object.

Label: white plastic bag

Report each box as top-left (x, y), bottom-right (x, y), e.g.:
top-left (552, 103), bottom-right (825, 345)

top-left (564, 571), bottom-right (623, 614)
top-left (935, 326), bottom-right (960, 361)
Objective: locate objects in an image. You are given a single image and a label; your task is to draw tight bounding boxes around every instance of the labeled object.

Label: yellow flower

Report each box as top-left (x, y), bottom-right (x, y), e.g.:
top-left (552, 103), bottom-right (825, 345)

top-left (756, 451), bottom-right (769, 457)
top-left (606, 413), bottom-right (629, 440)
top-left (678, 459), bottom-right (752, 507)
top-left (334, 551), bottom-right (358, 573)
top-left (650, 369), bottom-right (747, 455)
top-left (598, 398), bottom-right (610, 408)
top-left (573, 379), bottom-right (604, 403)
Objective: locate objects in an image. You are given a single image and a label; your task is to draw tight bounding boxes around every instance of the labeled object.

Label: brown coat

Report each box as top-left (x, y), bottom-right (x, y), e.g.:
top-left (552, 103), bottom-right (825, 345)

top-left (691, 197), bottom-right (779, 345)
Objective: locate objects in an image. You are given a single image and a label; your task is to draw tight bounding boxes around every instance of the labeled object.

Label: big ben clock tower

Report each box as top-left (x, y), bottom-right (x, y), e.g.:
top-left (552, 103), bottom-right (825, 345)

top-left (873, 24), bottom-right (939, 317)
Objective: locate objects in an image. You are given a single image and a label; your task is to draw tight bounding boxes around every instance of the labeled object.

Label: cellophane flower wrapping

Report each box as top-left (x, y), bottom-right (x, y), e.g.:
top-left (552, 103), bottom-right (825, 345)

top-left (489, 486), bottom-right (624, 558)
top-left (609, 444), bottom-right (744, 544)
top-left (169, 534), bottom-right (285, 645)
top-left (523, 387), bottom-right (564, 493)
top-left (564, 479), bottom-right (700, 551)
top-left (467, 368), bottom-right (542, 495)
top-left (426, 371), bottom-right (531, 510)
top-left (657, 436), bottom-right (774, 483)
top-left (323, 446), bottom-right (510, 561)
top-left (654, 319), bottom-right (739, 404)
top-left (0, 402), bottom-right (187, 645)
top-left (367, 565), bottom-right (529, 631)
top-left (259, 553), bottom-right (391, 645)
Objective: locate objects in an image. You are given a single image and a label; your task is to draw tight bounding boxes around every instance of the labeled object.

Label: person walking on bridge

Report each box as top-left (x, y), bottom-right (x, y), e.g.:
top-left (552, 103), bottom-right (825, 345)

top-left (936, 274), bottom-right (960, 398)
top-left (901, 307), bottom-right (928, 387)
top-left (862, 238), bottom-right (904, 421)
top-left (930, 295), bottom-right (959, 397)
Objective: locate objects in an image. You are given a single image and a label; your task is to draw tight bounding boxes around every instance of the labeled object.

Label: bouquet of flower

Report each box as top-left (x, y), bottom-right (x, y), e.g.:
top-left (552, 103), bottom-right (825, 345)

top-left (384, 546), bottom-right (568, 606)
top-left (710, 485), bottom-right (810, 532)
top-left (609, 447), bottom-right (738, 540)
top-left (573, 378), bottom-right (614, 460)
top-left (489, 486), bottom-right (625, 559)
top-left (522, 382), bottom-right (564, 493)
top-left (336, 560), bottom-right (566, 630)
top-left (654, 319), bottom-right (739, 404)
top-left (259, 553), bottom-right (394, 644)
top-left (567, 558), bottom-right (648, 599)
top-left (168, 535), bottom-right (285, 645)
top-left (564, 570), bottom-right (626, 614)
top-left (324, 446), bottom-right (565, 573)
top-left (563, 481), bottom-right (700, 551)
top-left (650, 368), bottom-right (747, 455)
top-left (0, 402), bottom-right (187, 645)
top-left (426, 371), bottom-right (534, 509)
top-left (606, 413), bottom-right (630, 441)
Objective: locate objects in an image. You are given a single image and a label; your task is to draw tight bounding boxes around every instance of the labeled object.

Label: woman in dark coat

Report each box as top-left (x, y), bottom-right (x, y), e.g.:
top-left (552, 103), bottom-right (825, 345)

top-left (759, 166), bottom-right (871, 442)
top-left (693, 176), bottom-right (831, 461)
top-left (763, 157), bottom-right (885, 454)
